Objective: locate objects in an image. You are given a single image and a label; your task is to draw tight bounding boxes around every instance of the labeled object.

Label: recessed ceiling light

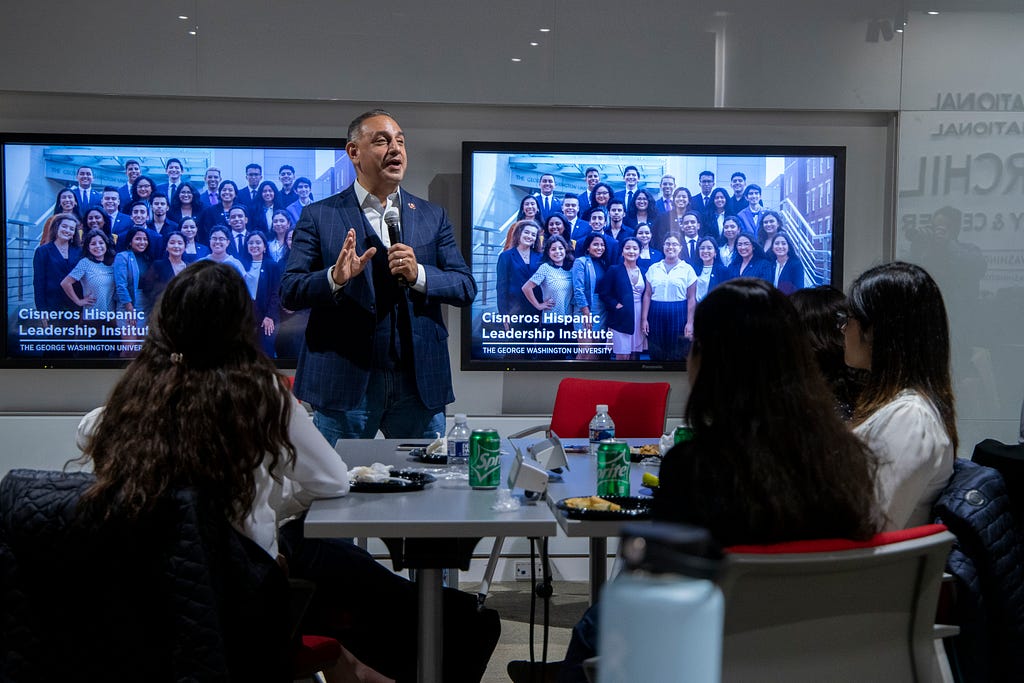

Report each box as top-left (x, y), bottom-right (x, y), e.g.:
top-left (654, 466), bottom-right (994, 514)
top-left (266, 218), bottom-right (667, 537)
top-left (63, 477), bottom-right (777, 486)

top-left (895, 28), bottom-right (904, 32)
top-left (511, 57), bottom-right (522, 62)
top-left (188, 30), bottom-right (197, 35)
top-left (178, 15), bottom-right (188, 19)
top-left (926, 10), bottom-right (939, 14)
top-left (539, 28), bottom-right (550, 32)
top-left (530, 42), bottom-right (539, 46)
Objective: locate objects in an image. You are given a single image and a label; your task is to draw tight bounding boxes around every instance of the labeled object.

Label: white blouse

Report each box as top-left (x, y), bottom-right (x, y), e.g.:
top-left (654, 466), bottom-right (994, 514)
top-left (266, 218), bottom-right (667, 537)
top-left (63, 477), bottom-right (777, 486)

top-left (854, 389), bottom-right (954, 531)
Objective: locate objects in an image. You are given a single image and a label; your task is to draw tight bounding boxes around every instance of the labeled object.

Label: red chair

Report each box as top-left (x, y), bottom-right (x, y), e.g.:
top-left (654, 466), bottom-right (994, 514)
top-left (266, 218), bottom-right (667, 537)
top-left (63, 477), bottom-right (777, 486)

top-left (479, 379), bottom-right (672, 604)
top-left (293, 635), bottom-right (343, 682)
top-left (547, 377), bottom-right (672, 438)
top-left (720, 524), bottom-right (956, 683)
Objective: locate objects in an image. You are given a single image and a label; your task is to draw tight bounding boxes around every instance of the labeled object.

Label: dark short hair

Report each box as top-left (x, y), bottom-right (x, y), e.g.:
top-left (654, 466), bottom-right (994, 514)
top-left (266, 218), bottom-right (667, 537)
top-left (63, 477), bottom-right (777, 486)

top-left (584, 167), bottom-right (600, 176)
top-left (245, 163), bottom-right (262, 173)
top-left (562, 193), bottom-right (578, 201)
top-left (294, 177), bottom-right (312, 189)
top-left (125, 159), bottom-right (140, 170)
top-left (623, 165), bottom-right (639, 176)
top-left (347, 108), bottom-right (397, 142)
top-left (165, 158), bottom-right (183, 169)
top-left (699, 171), bottom-right (714, 180)
top-left (731, 171), bottom-right (746, 181)
top-left (745, 184), bottom-right (762, 196)
top-left (279, 164), bottom-right (295, 174)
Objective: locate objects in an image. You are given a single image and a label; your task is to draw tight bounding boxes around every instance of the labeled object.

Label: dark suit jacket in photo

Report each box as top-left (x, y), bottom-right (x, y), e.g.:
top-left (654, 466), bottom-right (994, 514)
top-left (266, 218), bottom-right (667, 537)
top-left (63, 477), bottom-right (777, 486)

top-left (495, 248), bottom-right (541, 316)
top-left (726, 256), bottom-right (773, 283)
top-left (198, 190), bottom-right (220, 209)
top-left (226, 230), bottom-right (253, 267)
top-left (534, 193), bottom-right (562, 221)
top-left (690, 194), bottom-right (714, 213)
top-left (117, 184), bottom-right (133, 212)
top-left (74, 187), bottom-right (102, 210)
top-left (568, 219), bottom-right (591, 241)
top-left (32, 243), bottom-right (81, 310)
top-left (773, 257), bottom-right (805, 295)
top-left (251, 258), bottom-right (281, 324)
top-left (237, 186), bottom-right (262, 206)
top-left (727, 194), bottom-right (748, 216)
top-left (280, 185), bottom-right (476, 413)
top-left (597, 264), bottom-right (640, 335)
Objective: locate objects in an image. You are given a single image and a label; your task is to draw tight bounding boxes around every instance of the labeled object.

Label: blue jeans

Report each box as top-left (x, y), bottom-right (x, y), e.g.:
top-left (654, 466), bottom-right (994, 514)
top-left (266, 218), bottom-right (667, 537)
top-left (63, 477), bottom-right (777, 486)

top-left (312, 368), bottom-right (446, 443)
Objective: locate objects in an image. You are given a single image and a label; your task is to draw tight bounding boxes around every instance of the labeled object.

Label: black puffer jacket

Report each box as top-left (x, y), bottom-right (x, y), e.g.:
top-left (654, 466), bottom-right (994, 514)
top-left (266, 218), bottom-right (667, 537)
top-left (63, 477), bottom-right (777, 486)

top-left (933, 458), bottom-right (1024, 683)
top-left (0, 469), bottom-right (291, 682)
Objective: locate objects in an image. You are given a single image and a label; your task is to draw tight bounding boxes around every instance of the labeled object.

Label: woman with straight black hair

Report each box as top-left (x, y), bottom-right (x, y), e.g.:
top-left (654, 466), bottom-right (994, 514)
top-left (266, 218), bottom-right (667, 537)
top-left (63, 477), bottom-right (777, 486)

top-left (845, 261), bottom-right (956, 530)
top-left (660, 277), bottom-right (880, 541)
top-left (789, 285), bottom-right (866, 420)
top-left (701, 187), bottom-right (730, 239)
top-left (583, 182), bottom-right (614, 220)
top-left (557, 278), bottom-right (880, 683)
top-left (624, 188), bottom-right (659, 229)
top-left (168, 182), bottom-right (200, 225)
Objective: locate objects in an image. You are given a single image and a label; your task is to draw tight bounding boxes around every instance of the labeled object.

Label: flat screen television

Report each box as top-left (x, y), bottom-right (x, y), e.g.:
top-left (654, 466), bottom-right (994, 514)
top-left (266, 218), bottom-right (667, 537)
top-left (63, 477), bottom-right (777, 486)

top-left (2, 133), bottom-right (353, 368)
top-left (461, 141), bottom-right (845, 372)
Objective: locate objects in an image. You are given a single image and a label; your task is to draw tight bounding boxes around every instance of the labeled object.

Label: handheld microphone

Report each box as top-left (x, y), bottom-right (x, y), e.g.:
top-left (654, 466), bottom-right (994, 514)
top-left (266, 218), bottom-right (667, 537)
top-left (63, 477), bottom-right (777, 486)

top-left (383, 208), bottom-right (407, 286)
top-left (383, 207), bottom-right (402, 246)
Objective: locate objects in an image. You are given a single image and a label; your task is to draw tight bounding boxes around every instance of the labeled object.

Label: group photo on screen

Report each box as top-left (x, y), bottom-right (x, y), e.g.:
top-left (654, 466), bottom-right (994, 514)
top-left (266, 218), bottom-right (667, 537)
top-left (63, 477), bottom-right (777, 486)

top-left (2, 136), bottom-right (354, 364)
top-left (464, 146), bottom-right (841, 367)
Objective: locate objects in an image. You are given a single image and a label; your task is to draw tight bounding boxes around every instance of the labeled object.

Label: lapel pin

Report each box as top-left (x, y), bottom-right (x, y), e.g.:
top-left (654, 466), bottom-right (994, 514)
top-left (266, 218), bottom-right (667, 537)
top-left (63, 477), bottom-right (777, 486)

top-left (408, 202), bottom-right (416, 210)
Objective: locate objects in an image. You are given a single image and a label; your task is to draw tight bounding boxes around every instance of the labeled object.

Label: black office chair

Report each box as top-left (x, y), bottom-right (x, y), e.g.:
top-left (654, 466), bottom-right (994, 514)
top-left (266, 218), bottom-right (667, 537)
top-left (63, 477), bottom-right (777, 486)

top-left (0, 468), bottom-right (293, 681)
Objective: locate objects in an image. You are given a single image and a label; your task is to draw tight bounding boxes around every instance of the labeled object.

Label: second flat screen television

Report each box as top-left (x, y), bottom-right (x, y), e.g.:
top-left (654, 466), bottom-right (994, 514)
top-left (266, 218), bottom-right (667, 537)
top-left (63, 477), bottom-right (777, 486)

top-left (461, 142), bottom-right (846, 372)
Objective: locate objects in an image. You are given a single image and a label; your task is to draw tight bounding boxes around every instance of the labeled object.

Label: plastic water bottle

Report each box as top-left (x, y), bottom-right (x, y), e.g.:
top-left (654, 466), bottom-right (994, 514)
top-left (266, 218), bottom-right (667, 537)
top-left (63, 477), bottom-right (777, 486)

top-left (589, 404), bottom-right (615, 456)
top-left (447, 413), bottom-right (471, 468)
top-left (598, 523), bottom-right (724, 683)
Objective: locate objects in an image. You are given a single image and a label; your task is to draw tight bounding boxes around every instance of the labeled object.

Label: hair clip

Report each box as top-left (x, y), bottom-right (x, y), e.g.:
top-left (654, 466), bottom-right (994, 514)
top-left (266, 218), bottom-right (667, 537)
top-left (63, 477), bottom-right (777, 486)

top-left (170, 352), bottom-right (184, 364)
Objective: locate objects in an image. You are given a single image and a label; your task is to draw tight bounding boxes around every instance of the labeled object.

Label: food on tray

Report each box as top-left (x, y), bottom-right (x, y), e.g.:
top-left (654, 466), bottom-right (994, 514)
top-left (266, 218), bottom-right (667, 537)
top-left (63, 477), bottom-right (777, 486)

top-left (636, 444), bottom-right (661, 456)
top-left (563, 496), bottom-right (622, 512)
top-left (348, 462), bottom-right (393, 483)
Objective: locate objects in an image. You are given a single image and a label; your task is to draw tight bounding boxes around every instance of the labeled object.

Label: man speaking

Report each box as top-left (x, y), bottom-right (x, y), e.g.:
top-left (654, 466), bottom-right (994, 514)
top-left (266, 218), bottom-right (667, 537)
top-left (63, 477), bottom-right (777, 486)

top-left (281, 109), bottom-right (476, 442)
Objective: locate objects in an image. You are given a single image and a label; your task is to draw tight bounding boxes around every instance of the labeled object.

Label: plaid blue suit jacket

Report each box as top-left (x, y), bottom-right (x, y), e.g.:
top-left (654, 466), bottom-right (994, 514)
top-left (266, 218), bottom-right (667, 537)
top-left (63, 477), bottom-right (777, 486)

top-left (280, 185), bottom-right (475, 412)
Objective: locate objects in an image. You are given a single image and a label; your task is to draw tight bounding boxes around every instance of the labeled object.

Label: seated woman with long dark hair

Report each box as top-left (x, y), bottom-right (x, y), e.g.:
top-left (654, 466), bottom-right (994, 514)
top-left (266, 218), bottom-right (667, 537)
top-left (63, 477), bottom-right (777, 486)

top-left (75, 261), bottom-right (374, 680)
top-left (789, 285), bottom-right (866, 420)
top-left (76, 261), bottom-right (499, 682)
top-left (556, 278), bottom-right (880, 683)
top-left (845, 261), bottom-right (956, 530)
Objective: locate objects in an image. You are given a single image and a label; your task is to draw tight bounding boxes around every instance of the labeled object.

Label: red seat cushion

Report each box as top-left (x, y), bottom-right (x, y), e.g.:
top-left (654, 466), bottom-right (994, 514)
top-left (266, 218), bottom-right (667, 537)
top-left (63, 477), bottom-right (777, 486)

top-left (726, 523), bottom-right (949, 554)
top-left (293, 634), bottom-right (342, 676)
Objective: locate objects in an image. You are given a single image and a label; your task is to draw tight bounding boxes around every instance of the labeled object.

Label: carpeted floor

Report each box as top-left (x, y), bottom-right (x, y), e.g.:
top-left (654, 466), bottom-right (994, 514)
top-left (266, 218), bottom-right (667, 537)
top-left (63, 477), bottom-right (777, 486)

top-left (467, 581), bottom-right (591, 683)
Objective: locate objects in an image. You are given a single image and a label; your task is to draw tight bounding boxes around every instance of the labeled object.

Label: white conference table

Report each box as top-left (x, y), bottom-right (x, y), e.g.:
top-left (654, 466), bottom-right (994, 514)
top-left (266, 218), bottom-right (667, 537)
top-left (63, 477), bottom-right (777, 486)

top-left (543, 440), bottom-right (659, 603)
top-left (304, 439), bottom-right (558, 683)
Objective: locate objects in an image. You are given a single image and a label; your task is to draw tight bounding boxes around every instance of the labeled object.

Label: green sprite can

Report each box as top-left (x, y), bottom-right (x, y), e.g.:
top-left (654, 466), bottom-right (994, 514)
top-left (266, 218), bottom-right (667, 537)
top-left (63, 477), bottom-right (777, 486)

top-left (596, 439), bottom-right (630, 497)
top-left (469, 429), bottom-right (502, 489)
top-left (673, 423), bottom-right (695, 445)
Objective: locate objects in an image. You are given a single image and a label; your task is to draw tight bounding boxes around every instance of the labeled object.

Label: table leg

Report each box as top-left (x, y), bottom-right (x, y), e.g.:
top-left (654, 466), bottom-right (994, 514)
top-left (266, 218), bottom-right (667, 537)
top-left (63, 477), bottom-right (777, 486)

top-left (589, 537), bottom-right (607, 604)
top-left (417, 567), bottom-right (444, 683)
